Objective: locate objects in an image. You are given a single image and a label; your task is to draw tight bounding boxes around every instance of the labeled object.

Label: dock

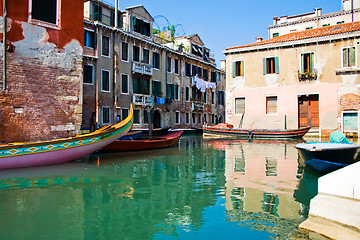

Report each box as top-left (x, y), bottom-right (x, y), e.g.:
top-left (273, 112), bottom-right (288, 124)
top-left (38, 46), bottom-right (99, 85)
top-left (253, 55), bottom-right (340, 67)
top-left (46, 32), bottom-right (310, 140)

top-left (300, 161), bottom-right (360, 239)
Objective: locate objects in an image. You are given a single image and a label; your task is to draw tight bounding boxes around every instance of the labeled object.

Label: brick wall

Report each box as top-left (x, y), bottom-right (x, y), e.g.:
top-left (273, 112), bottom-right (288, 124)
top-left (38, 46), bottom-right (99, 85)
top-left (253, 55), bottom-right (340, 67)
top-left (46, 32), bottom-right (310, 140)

top-left (0, 55), bottom-right (82, 143)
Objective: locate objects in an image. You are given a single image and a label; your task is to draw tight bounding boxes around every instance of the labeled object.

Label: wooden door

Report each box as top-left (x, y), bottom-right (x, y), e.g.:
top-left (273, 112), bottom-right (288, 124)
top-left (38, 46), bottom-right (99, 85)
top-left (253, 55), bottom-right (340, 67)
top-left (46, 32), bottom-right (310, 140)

top-left (298, 95), bottom-right (319, 128)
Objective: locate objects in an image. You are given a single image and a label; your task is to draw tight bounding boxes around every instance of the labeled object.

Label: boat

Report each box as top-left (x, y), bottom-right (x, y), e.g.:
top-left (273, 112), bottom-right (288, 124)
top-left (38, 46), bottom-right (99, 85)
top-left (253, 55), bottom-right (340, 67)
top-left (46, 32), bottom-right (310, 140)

top-left (118, 130), bottom-right (142, 140)
top-left (295, 142), bottom-right (360, 173)
top-left (203, 123), bottom-right (310, 139)
top-left (0, 105), bottom-right (134, 169)
top-left (101, 130), bottom-right (183, 152)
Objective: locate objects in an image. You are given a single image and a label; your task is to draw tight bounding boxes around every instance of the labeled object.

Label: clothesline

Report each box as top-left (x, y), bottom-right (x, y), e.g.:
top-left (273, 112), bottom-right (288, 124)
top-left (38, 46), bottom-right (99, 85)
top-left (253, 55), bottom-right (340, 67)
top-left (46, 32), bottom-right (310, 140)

top-left (192, 75), bottom-right (216, 93)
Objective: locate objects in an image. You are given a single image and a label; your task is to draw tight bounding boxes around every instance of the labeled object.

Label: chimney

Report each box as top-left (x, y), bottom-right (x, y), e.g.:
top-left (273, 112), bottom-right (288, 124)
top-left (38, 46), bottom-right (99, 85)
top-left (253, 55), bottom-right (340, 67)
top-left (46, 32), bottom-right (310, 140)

top-left (256, 36), bottom-right (263, 42)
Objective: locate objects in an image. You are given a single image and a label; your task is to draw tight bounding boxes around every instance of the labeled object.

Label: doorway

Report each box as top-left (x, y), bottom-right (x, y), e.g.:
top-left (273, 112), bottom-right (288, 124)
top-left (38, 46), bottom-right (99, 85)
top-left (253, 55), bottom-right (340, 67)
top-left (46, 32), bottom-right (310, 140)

top-left (298, 94), bottom-right (319, 128)
top-left (153, 109), bottom-right (161, 129)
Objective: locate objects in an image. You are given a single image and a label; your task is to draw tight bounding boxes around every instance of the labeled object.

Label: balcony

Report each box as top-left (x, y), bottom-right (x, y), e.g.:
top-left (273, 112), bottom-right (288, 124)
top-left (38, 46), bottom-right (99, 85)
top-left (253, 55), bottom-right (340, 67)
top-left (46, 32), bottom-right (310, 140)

top-left (191, 102), bottom-right (204, 111)
top-left (132, 94), bottom-right (154, 106)
top-left (132, 62), bottom-right (153, 76)
top-left (298, 71), bottom-right (317, 81)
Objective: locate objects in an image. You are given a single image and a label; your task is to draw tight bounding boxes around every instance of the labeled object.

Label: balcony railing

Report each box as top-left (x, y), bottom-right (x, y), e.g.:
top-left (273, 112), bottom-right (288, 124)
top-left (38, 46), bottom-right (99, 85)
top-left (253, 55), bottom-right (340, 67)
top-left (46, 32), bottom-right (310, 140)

top-left (132, 94), bottom-right (154, 106)
top-left (132, 62), bottom-right (153, 76)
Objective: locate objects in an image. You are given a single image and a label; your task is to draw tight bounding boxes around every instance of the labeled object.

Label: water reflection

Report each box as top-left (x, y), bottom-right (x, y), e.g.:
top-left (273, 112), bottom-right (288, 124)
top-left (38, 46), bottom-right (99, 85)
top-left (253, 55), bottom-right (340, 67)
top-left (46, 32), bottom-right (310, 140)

top-left (0, 135), bottom-right (322, 239)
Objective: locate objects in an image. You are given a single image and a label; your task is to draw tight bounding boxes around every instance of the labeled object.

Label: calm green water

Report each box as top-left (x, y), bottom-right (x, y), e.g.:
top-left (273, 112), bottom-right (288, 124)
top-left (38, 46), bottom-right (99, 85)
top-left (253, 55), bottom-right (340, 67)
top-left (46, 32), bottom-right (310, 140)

top-left (0, 134), bottom-right (324, 240)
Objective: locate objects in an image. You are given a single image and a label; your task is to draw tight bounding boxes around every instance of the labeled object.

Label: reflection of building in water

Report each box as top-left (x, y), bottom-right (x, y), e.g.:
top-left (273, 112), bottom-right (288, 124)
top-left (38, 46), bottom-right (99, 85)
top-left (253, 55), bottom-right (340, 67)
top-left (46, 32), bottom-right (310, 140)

top-left (215, 140), bottom-right (302, 219)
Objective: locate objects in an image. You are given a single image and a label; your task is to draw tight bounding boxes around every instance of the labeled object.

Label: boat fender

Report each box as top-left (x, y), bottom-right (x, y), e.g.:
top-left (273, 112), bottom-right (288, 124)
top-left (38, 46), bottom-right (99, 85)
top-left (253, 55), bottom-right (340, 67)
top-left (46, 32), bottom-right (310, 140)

top-left (247, 130), bottom-right (253, 140)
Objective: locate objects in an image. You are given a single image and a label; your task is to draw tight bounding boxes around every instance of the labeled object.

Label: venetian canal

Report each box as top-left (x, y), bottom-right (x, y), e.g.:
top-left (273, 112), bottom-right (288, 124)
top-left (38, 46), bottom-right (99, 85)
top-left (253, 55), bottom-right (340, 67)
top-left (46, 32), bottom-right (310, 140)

top-left (0, 134), bottom-right (328, 240)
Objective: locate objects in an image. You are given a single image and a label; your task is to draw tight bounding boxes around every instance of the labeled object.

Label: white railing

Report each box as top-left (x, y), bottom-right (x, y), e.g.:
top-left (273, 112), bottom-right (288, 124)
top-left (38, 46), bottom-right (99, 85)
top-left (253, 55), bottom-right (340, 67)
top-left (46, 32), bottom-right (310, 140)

top-left (132, 62), bottom-right (153, 76)
top-left (132, 94), bottom-right (154, 106)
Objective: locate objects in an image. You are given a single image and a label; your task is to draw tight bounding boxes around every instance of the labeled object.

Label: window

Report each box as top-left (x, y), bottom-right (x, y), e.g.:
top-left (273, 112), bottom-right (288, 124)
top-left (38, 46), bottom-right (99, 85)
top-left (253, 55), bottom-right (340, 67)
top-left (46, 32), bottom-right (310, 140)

top-left (142, 49), bottom-right (149, 64)
top-left (192, 113), bottom-right (196, 124)
top-left (132, 16), bottom-right (151, 36)
top-left (211, 91), bottom-right (215, 104)
top-left (301, 53), bottom-right (314, 73)
top-left (337, 21), bottom-right (345, 25)
top-left (186, 112), bottom-right (190, 124)
top-left (122, 108), bottom-right (128, 121)
top-left (185, 63), bottom-right (191, 77)
top-left (198, 113), bottom-right (202, 124)
top-left (233, 61), bottom-right (244, 77)
top-left (211, 114), bottom-right (215, 124)
top-left (134, 109), bottom-right (140, 124)
top-left (167, 83), bottom-right (176, 99)
top-left (273, 33), bottom-right (279, 38)
top-left (153, 52), bottom-right (160, 69)
top-left (185, 87), bottom-right (190, 102)
top-left (175, 111), bottom-right (180, 124)
top-left (121, 74), bottom-right (129, 94)
top-left (133, 78), bottom-right (150, 94)
top-left (102, 36), bottom-right (110, 57)
top-left (263, 57), bottom-right (279, 74)
top-left (266, 96), bottom-right (278, 114)
top-left (323, 24), bottom-right (330, 27)
top-left (204, 91), bottom-right (207, 103)
top-left (167, 56), bottom-right (172, 72)
top-left (143, 110), bottom-right (148, 123)
top-left (121, 42), bottom-right (128, 61)
top-left (83, 65), bottom-right (94, 84)
top-left (84, 30), bottom-right (96, 48)
top-left (101, 70), bottom-right (110, 92)
top-left (102, 107), bottom-right (110, 125)
top-left (306, 27), bottom-right (313, 30)
top-left (343, 47), bottom-right (356, 67)
top-left (204, 114), bottom-right (207, 124)
top-left (133, 46), bottom-right (140, 62)
top-left (218, 91), bottom-right (225, 105)
top-left (174, 59), bottom-right (179, 74)
top-left (203, 68), bottom-right (208, 81)
top-left (235, 97), bottom-right (245, 114)
top-left (211, 71), bottom-right (217, 82)
top-left (31, 0), bottom-right (57, 25)
top-left (152, 80), bottom-right (161, 97)
top-left (191, 65), bottom-right (202, 77)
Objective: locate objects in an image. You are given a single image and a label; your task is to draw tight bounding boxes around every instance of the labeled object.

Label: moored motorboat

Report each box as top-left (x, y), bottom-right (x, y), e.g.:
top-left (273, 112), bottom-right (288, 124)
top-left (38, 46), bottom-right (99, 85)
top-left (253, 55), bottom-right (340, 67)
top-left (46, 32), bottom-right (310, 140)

top-left (203, 123), bottom-right (310, 139)
top-left (101, 130), bottom-right (183, 152)
top-left (0, 105), bottom-right (134, 169)
top-left (295, 142), bottom-right (360, 173)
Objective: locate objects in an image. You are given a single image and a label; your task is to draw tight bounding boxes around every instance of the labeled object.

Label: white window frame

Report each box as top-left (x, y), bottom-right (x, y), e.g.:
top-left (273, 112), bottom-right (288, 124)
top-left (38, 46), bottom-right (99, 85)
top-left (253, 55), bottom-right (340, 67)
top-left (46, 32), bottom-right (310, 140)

top-left (186, 112), bottom-right (190, 124)
top-left (341, 110), bottom-right (360, 136)
top-left (185, 87), bottom-right (190, 102)
top-left (235, 97), bottom-right (246, 114)
top-left (175, 111), bottom-right (180, 124)
top-left (101, 69), bottom-right (111, 92)
top-left (121, 42), bottom-right (129, 63)
top-left (342, 46), bottom-right (357, 68)
top-left (121, 73), bottom-right (129, 95)
top-left (84, 28), bottom-right (96, 49)
top-left (153, 51), bottom-right (160, 70)
top-left (265, 95), bottom-right (278, 115)
top-left (83, 64), bottom-right (94, 85)
top-left (101, 35), bottom-right (110, 58)
top-left (174, 59), bottom-right (179, 75)
top-left (28, 0), bottom-right (61, 29)
top-left (102, 106), bottom-right (111, 125)
top-left (133, 45), bottom-right (140, 62)
top-left (167, 56), bottom-right (172, 73)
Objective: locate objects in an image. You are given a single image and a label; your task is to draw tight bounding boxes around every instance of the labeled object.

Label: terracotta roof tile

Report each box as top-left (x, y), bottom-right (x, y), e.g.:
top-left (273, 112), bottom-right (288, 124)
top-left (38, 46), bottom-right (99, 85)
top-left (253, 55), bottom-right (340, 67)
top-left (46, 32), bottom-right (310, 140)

top-left (226, 21), bottom-right (360, 51)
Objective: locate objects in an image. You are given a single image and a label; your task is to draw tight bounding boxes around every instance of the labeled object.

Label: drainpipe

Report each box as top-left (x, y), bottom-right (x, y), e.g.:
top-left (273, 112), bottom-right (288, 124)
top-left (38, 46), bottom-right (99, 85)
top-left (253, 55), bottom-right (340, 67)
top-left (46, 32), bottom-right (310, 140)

top-left (114, 0), bottom-right (118, 28)
top-left (95, 27), bottom-right (100, 126)
top-left (2, 0), bottom-right (7, 90)
top-left (351, 0), bottom-right (354, 22)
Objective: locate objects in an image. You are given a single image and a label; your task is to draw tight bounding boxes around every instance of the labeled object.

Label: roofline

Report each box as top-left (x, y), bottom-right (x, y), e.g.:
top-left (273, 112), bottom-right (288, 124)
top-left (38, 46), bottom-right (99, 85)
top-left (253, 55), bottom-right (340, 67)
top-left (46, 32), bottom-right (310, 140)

top-left (224, 30), bottom-right (360, 54)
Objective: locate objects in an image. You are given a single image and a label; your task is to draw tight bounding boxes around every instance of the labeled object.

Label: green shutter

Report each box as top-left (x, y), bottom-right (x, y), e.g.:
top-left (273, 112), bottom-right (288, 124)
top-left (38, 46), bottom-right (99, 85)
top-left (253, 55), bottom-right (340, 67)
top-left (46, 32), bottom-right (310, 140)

top-left (233, 61), bottom-right (236, 77)
top-left (274, 57), bottom-right (279, 74)
top-left (132, 16), bottom-right (137, 31)
top-left (241, 60), bottom-right (245, 76)
top-left (310, 53), bottom-right (314, 73)
top-left (263, 58), bottom-right (267, 75)
top-left (343, 48), bottom-right (349, 67)
top-left (350, 47), bottom-right (356, 67)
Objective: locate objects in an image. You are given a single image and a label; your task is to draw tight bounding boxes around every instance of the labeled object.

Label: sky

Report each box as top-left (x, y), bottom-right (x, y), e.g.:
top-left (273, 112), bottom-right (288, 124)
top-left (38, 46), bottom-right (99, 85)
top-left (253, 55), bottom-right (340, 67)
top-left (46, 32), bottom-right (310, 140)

top-left (103, 0), bottom-right (341, 67)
